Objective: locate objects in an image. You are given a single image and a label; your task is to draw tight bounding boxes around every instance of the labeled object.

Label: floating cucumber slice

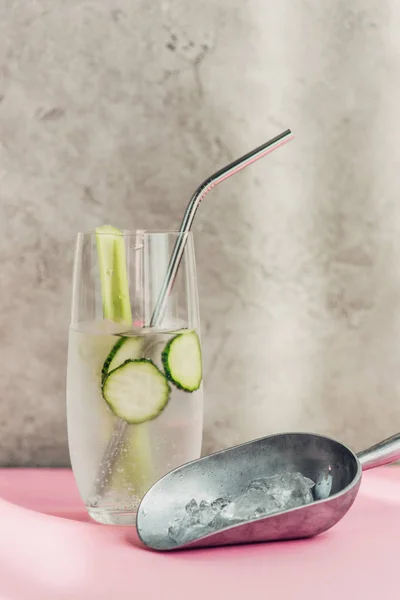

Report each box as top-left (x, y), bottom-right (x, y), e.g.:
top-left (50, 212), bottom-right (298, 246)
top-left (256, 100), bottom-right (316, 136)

top-left (102, 359), bottom-right (170, 424)
top-left (95, 225), bottom-right (132, 324)
top-left (162, 331), bottom-right (202, 392)
top-left (102, 336), bottom-right (143, 383)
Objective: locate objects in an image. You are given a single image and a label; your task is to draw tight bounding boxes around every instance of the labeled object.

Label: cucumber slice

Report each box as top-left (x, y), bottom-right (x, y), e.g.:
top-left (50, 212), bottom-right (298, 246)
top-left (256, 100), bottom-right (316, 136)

top-left (162, 331), bottom-right (202, 392)
top-left (102, 359), bottom-right (170, 424)
top-left (95, 225), bottom-right (132, 324)
top-left (102, 336), bottom-right (143, 383)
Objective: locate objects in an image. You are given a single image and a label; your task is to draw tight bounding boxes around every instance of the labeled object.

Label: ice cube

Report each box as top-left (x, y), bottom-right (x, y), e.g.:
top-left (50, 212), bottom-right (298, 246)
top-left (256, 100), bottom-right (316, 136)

top-left (211, 497), bottom-right (230, 511)
top-left (243, 478), bottom-right (271, 492)
top-left (168, 497), bottom-right (228, 544)
top-left (314, 467), bottom-right (333, 500)
top-left (185, 499), bottom-right (199, 517)
top-left (256, 472), bottom-right (314, 510)
top-left (168, 516), bottom-right (185, 541)
top-left (168, 516), bottom-right (209, 544)
top-left (218, 488), bottom-right (281, 523)
top-left (196, 501), bottom-right (216, 526)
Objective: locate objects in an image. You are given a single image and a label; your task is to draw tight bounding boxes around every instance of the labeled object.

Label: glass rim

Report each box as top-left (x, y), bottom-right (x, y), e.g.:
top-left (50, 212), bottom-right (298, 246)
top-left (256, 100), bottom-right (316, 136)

top-left (77, 229), bottom-right (193, 237)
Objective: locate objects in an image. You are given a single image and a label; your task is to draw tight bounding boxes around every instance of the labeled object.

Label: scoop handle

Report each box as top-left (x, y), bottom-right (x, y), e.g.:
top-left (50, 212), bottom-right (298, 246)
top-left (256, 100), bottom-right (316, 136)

top-left (357, 433), bottom-right (400, 471)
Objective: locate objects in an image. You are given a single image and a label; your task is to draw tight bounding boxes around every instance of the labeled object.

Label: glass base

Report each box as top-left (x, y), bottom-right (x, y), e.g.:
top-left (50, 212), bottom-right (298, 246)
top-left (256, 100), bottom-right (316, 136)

top-left (87, 506), bottom-right (137, 526)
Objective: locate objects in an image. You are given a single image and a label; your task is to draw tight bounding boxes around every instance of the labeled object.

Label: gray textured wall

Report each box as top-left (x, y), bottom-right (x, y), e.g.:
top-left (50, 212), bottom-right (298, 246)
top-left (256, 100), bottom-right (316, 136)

top-left (1, 0), bottom-right (400, 466)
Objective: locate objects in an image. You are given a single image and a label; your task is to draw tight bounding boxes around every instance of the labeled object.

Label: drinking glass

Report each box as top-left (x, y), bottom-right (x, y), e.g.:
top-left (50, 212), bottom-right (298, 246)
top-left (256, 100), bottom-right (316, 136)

top-left (66, 230), bottom-right (203, 525)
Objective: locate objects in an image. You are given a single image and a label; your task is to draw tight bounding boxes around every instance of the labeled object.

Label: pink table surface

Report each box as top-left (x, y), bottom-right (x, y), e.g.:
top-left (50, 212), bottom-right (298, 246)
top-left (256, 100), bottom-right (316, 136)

top-left (0, 468), bottom-right (400, 600)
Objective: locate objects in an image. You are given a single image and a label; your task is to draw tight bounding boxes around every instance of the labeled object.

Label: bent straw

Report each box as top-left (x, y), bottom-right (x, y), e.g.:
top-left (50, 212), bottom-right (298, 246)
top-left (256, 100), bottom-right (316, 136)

top-left (150, 129), bottom-right (294, 326)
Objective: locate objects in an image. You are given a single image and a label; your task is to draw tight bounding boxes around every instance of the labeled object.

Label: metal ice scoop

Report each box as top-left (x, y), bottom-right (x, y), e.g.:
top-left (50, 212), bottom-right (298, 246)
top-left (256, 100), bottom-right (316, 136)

top-left (136, 431), bottom-right (400, 551)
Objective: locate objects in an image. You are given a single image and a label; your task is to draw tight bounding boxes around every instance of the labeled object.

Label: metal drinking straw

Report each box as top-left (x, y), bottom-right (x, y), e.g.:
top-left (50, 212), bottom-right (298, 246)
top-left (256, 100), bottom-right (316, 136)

top-left (150, 128), bottom-right (294, 326)
top-left (91, 128), bottom-right (294, 503)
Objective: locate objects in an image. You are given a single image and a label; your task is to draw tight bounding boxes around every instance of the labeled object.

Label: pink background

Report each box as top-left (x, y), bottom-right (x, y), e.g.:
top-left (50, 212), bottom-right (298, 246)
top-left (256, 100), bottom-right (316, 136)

top-left (0, 468), bottom-right (399, 599)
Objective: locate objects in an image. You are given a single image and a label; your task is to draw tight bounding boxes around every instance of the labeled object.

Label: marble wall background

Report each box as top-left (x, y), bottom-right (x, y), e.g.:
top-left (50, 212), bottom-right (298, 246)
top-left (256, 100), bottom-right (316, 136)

top-left (1, 0), bottom-right (400, 465)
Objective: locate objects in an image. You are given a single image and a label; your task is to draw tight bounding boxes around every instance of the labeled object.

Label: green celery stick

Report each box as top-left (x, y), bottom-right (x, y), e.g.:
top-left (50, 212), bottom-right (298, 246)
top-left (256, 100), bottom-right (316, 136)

top-left (95, 225), bottom-right (132, 324)
top-left (96, 224), bottom-right (153, 496)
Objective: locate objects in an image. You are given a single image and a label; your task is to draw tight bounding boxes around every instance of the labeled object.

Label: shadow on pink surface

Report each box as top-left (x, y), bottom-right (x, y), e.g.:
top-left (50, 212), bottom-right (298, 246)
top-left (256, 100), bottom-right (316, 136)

top-left (0, 470), bottom-right (149, 599)
top-left (0, 496), bottom-right (151, 599)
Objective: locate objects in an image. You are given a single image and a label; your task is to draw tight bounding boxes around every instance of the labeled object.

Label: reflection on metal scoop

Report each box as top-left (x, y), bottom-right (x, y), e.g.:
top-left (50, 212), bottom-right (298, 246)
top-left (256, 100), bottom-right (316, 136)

top-left (136, 431), bottom-right (400, 551)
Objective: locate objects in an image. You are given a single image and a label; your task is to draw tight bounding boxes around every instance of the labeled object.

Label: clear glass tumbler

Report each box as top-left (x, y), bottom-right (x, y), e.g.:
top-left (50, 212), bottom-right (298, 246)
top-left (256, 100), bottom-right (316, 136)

top-left (66, 229), bottom-right (203, 525)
